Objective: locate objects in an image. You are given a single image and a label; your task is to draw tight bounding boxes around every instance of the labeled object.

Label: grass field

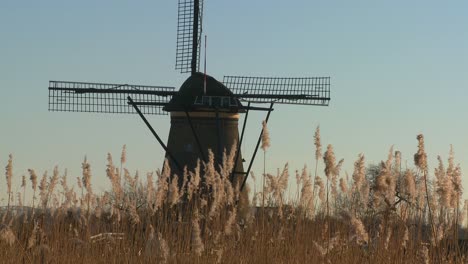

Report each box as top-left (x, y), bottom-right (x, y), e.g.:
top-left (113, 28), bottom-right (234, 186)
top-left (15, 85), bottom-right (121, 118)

top-left (0, 129), bottom-right (466, 263)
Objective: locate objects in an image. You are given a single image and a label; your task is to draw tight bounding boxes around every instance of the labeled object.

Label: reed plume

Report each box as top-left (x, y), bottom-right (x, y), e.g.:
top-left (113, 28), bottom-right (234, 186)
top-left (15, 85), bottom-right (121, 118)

top-left (155, 160), bottom-right (170, 211)
top-left (191, 211), bottom-right (204, 257)
top-left (414, 134), bottom-right (436, 256)
top-left (145, 224), bottom-right (169, 263)
top-left (414, 134), bottom-right (428, 172)
top-left (0, 224), bottom-right (15, 246)
top-left (187, 160), bottom-right (201, 200)
top-left (146, 172), bottom-right (154, 211)
top-left (121, 144), bottom-right (127, 164)
top-left (106, 153), bottom-right (123, 200)
top-left (323, 144), bottom-right (337, 216)
top-left (39, 171), bottom-right (48, 208)
top-left (168, 174), bottom-right (180, 207)
top-left (261, 120), bottom-right (271, 213)
top-left (314, 126), bottom-right (322, 162)
top-left (81, 156), bottom-right (92, 195)
top-left (299, 166), bottom-right (314, 217)
top-left (5, 154), bottom-right (13, 211)
top-left (403, 169), bottom-right (416, 202)
top-left (339, 178), bottom-right (348, 194)
top-left (315, 176), bottom-right (325, 204)
top-left (224, 207), bottom-right (237, 235)
top-left (261, 120), bottom-right (271, 151)
top-left (345, 212), bottom-right (368, 246)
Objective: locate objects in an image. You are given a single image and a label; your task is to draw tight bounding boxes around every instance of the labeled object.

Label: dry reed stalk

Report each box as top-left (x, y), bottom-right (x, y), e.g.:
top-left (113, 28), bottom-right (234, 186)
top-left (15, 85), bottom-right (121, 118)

top-left (38, 171), bottom-right (48, 208)
top-left (191, 210), bottom-right (204, 257)
top-left (5, 154), bottom-right (13, 213)
top-left (414, 134), bottom-right (438, 262)
top-left (81, 156), bottom-right (93, 215)
top-left (106, 153), bottom-right (123, 201)
top-left (0, 224), bottom-right (15, 246)
top-left (168, 174), bottom-right (180, 207)
top-left (311, 126), bottom-right (322, 218)
top-left (188, 160), bottom-right (201, 200)
top-left (146, 172), bottom-right (154, 212)
top-left (261, 120), bottom-right (271, 226)
top-left (1, 132), bottom-right (466, 263)
top-left (323, 144), bottom-right (336, 218)
top-left (145, 224), bottom-right (169, 263)
top-left (350, 154), bottom-right (366, 215)
top-left (120, 144), bottom-right (126, 185)
top-left (224, 207), bottom-right (237, 236)
top-left (299, 166), bottom-right (314, 218)
top-left (21, 174), bottom-right (26, 207)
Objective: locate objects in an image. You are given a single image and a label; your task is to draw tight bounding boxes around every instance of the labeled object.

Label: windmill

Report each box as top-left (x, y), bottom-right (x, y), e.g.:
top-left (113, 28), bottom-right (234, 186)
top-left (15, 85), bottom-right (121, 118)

top-left (48, 0), bottom-right (331, 190)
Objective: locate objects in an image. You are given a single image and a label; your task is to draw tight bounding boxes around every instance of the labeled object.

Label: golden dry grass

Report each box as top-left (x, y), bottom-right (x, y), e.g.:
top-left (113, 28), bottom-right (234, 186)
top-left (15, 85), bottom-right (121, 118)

top-left (0, 132), bottom-right (466, 263)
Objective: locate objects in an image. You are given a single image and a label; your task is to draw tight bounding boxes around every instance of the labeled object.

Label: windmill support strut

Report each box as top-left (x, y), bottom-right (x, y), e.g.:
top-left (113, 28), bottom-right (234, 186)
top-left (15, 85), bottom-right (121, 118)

top-left (230, 102), bottom-right (250, 182)
top-left (184, 109), bottom-right (207, 162)
top-left (127, 96), bottom-right (183, 172)
top-left (240, 102), bottom-right (274, 191)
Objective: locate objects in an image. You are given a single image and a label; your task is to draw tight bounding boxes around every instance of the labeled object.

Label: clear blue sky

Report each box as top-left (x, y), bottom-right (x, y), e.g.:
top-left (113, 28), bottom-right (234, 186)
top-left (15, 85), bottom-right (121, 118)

top-left (1, 1), bottom-right (467, 199)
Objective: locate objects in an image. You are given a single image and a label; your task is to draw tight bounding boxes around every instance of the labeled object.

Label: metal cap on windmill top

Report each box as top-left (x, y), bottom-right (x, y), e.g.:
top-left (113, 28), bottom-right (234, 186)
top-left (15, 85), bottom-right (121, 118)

top-left (163, 72), bottom-right (244, 113)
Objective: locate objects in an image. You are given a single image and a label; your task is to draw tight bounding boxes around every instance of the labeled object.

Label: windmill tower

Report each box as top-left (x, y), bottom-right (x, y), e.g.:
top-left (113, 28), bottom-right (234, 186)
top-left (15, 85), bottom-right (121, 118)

top-left (48, 0), bottom-right (331, 190)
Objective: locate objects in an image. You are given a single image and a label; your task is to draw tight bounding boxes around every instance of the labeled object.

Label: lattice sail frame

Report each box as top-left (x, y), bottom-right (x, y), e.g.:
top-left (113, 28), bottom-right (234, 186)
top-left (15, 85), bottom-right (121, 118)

top-left (223, 76), bottom-right (331, 106)
top-left (175, 0), bottom-right (203, 73)
top-left (48, 81), bottom-right (175, 115)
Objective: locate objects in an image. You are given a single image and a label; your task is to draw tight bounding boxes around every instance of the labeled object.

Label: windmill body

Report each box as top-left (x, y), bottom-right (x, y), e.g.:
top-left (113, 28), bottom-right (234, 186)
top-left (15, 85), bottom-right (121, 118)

top-left (164, 72), bottom-right (245, 181)
top-left (47, 0), bottom-right (331, 190)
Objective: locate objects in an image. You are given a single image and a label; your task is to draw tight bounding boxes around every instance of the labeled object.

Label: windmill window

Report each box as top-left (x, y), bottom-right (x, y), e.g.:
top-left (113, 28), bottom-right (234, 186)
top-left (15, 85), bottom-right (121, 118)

top-left (222, 97), bottom-right (230, 107)
top-left (194, 96), bottom-right (203, 105)
top-left (202, 96), bottom-right (211, 106)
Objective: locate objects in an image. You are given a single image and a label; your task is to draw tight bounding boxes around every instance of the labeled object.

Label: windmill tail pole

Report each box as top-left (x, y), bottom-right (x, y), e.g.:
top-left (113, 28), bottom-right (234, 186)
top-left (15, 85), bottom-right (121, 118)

top-left (127, 96), bottom-right (183, 172)
top-left (240, 102), bottom-right (274, 191)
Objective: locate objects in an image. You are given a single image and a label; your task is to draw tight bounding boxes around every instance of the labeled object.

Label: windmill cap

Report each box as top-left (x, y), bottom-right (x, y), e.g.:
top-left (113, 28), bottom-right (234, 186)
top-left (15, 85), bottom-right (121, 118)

top-left (179, 72), bottom-right (233, 96)
top-left (164, 72), bottom-right (244, 112)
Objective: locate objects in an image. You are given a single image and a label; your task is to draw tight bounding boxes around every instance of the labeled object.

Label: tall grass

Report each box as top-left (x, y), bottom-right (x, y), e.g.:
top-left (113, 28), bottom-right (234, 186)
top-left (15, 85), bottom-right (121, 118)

top-left (0, 132), bottom-right (466, 263)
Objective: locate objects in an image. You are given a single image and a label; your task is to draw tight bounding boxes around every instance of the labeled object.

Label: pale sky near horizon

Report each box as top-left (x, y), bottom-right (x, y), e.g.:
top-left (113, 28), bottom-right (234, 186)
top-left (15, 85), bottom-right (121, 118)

top-left (1, 1), bottom-right (467, 201)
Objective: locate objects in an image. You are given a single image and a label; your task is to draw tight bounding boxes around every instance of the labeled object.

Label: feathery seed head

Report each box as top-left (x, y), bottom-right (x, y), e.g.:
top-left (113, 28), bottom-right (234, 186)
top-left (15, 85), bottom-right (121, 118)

top-left (261, 120), bottom-right (271, 151)
top-left (168, 174), bottom-right (180, 207)
top-left (5, 154), bottom-right (13, 195)
top-left (352, 154), bottom-right (366, 192)
top-left (414, 134), bottom-right (428, 172)
top-left (81, 156), bottom-right (92, 193)
top-left (191, 214), bottom-right (204, 256)
top-left (323, 145), bottom-right (336, 180)
top-left (395, 151), bottom-right (401, 169)
top-left (224, 207), bottom-right (237, 235)
top-left (121, 144), bottom-right (127, 164)
top-left (0, 224), bottom-right (15, 246)
top-left (28, 169), bottom-right (38, 192)
top-left (314, 126), bottom-right (322, 161)
top-left (21, 175), bottom-right (26, 188)
top-left (315, 176), bottom-right (325, 203)
top-left (339, 178), bottom-right (348, 194)
top-left (404, 170), bottom-right (416, 201)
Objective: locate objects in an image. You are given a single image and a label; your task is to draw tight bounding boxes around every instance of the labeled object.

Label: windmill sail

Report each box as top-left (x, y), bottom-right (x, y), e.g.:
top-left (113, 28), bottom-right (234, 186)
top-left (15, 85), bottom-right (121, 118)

top-left (48, 81), bottom-right (175, 115)
top-left (175, 0), bottom-right (204, 74)
top-left (223, 76), bottom-right (331, 106)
